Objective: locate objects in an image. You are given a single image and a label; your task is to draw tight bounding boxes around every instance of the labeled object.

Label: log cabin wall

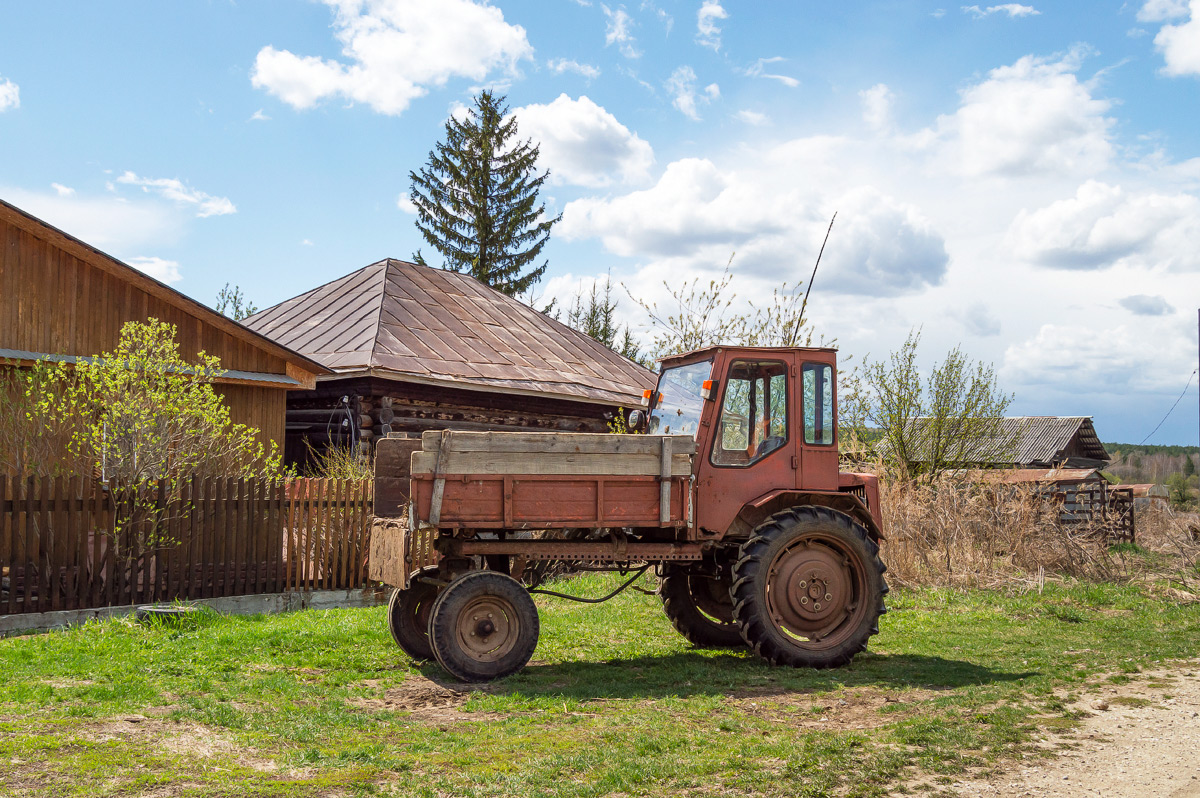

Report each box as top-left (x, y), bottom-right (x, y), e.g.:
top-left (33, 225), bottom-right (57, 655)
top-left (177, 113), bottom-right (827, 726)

top-left (285, 376), bottom-right (622, 474)
top-left (0, 202), bottom-right (326, 450)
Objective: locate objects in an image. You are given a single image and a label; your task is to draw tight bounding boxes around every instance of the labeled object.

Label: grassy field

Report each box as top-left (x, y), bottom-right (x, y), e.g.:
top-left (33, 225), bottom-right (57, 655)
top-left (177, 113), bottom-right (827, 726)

top-left (1, 573), bottom-right (1198, 798)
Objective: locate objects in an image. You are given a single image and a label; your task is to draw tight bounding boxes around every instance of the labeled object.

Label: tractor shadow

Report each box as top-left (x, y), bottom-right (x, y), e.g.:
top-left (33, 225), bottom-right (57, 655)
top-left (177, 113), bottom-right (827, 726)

top-left (420, 651), bottom-right (1036, 702)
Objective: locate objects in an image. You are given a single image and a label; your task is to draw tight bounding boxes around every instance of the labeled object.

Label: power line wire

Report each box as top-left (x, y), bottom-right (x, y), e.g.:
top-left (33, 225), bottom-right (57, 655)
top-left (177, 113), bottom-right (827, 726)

top-left (1137, 368), bottom-right (1198, 446)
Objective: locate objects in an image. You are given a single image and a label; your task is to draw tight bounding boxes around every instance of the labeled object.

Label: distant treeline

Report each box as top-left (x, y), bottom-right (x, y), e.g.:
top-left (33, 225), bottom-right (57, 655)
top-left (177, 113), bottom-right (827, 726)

top-left (1103, 442), bottom-right (1198, 487)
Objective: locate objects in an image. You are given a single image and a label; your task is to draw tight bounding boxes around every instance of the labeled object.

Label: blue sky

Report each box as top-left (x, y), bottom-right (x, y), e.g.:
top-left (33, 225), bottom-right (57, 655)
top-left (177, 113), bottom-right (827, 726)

top-left (2, 0), bottom-right (1199, 444)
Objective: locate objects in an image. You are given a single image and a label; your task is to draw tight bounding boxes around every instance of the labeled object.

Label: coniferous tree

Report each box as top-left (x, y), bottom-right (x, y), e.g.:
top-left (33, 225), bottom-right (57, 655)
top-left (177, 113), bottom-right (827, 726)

top-left (409, 91), bottom-right (561, 297)
top-left (565, 275), bottom-right (646, 366)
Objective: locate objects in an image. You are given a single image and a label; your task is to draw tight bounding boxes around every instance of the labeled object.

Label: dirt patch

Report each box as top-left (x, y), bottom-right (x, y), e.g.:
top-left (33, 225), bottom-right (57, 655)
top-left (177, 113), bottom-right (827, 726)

top-left (729, 686), bottom-right (944, 731)
top-left (936, 661), bottom-right (1200, 797)
top-left (349, 674), bottom-right (499, 725)
top-left (82, 715), bottom-right (279, 772)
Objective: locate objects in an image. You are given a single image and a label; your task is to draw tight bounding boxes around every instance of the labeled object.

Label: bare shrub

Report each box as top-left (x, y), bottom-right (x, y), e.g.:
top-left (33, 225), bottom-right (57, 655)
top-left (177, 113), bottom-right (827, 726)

top-left (882, 476), bottom-right (1121, 587)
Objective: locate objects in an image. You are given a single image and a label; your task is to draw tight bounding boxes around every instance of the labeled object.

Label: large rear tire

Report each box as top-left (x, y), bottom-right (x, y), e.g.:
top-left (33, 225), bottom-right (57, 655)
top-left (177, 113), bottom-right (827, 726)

top-left (386, 566), bottom-right (441, 661)
top-left (428, 571), bottom-right (540, 683)
top-left (732, 506), bottom-right (887, 669)
top-left (659, 564), bottom-right (744, 648)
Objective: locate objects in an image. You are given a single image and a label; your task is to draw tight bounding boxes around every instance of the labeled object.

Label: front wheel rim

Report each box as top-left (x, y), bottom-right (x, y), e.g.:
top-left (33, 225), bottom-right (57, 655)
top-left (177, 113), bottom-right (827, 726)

top-left (765, 533), bottom-right (868, 650)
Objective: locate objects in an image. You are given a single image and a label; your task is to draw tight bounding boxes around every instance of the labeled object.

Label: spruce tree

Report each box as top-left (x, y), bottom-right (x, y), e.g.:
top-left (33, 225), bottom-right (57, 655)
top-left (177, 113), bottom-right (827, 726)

top-left (565, 275), bottom-right (645, 366)
top-left (409, 91), bottom-right (561, 297)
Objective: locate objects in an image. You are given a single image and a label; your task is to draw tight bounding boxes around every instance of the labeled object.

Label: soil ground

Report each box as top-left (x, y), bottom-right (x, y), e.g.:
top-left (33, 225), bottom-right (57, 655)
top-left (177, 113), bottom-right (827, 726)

top-left (942, 661), bottom-right (1200, 798)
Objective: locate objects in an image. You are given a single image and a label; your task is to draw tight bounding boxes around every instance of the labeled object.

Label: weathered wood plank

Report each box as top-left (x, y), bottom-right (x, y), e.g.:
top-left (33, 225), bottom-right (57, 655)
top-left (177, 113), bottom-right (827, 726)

top-left (0, 476), bottom-right (10, 615)
top-left (411, 450), bottom-right (693, 477)
top-left (421, 431), bottom-right (696, 456)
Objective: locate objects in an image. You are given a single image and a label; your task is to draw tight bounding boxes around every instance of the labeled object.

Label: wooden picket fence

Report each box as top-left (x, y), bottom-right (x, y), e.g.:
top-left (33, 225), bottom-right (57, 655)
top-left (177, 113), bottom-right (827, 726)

top-left (0, 475), bottom-right (373, 615)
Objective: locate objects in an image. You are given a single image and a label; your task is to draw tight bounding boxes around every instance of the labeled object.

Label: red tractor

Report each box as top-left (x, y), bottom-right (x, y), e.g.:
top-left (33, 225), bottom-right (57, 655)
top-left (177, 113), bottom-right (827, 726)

top-left (370, 345), bottom-right (887, 682)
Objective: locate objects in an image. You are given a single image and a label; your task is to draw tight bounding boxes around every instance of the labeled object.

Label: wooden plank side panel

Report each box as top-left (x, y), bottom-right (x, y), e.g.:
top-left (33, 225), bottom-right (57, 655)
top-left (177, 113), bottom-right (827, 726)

top-left (421, 431), bottom-right (697, 456)
top-left (411, 450), bottom-right (693, 478)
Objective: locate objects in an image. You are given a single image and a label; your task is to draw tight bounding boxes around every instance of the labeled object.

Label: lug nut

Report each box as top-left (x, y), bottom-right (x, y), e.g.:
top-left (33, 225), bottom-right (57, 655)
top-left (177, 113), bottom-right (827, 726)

top-left (799, 580), bottom-right (807, 588)
top-left (814, 602), bottom-right (822, 610)
top-left (800, 597), bottom-right (808, 605)
top-left (825, 593), bottom-right (832, 601)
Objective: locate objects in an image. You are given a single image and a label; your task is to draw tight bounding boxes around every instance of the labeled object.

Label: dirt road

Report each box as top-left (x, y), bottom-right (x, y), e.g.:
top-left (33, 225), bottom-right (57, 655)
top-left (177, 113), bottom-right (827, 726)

top-left (948, 662), bottom-right (1200, 797)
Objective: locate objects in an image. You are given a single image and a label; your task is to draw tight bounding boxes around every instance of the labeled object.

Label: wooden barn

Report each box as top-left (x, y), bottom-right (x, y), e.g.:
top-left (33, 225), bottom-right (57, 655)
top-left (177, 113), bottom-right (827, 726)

top-left (896, 416), bottom-right (1112, 470)
top-left (243, 258), bottom-right (658, 474)
top-left (0, 198), bottom-right (328, 449)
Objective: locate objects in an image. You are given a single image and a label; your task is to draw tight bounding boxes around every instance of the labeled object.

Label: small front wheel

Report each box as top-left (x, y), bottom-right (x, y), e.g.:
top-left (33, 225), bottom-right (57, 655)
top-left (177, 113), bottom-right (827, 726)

top-left (428, 571), bottom-right (540, 682)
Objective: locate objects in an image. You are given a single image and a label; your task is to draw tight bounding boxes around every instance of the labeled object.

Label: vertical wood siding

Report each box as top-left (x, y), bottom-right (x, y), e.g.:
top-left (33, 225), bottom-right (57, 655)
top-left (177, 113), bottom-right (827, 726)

top-left (1, 216), bottom-right (293, 446)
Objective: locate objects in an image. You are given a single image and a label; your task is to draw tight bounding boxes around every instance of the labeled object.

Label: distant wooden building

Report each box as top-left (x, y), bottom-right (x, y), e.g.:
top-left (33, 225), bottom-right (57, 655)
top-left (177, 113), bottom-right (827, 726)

top-left (243, 258), bottom-right (658, 472)
top-left (895, 416), bottom-right (1112, 470)
top-left (0, 198), bottom-right (328, 449)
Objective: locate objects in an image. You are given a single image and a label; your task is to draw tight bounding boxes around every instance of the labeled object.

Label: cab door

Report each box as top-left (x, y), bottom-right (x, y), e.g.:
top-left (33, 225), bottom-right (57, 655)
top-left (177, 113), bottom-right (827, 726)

top-left (695, 353), bottom-right (799, 534)
top-left (798, 360), bottom-right (838, 491)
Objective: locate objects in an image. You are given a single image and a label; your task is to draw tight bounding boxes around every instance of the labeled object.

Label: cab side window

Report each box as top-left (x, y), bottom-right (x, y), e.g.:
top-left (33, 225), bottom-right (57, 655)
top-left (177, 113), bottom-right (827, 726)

top-left (711, 360), bottom-right (788, 466)
top-left (802, 363), bottom-right (834, 445)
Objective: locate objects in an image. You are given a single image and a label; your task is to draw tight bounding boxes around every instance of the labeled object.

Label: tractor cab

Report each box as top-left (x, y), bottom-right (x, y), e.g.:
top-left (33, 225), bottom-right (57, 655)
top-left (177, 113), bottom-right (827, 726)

top-left (641, 345), bottom-right (878, 539)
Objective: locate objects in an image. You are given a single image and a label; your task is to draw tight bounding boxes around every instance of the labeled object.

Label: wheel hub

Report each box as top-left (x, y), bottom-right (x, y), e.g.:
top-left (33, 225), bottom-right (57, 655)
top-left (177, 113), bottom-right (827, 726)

top-left (455, 598), bottom-right (518, 662)
top-left (766, 537), bottom-right (861, 644)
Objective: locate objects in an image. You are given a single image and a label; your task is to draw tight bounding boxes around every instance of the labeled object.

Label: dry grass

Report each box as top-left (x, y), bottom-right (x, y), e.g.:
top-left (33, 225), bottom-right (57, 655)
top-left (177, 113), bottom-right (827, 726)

top-left (879, 475), bottom-right (1200, 592)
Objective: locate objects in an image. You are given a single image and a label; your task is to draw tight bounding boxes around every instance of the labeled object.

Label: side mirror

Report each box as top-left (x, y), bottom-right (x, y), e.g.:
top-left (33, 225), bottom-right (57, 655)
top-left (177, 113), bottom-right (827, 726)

top-left (627, 409), bottom-right (644, 431)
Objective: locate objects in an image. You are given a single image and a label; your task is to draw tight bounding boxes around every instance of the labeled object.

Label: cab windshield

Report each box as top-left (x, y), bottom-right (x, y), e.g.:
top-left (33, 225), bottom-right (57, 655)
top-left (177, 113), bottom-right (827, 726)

top-left (647, 359), bottom-right (712, 438)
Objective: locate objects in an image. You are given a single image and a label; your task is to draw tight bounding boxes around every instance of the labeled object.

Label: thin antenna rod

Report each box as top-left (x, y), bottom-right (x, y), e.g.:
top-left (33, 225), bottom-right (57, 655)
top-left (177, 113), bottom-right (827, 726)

top-left (795, 212), bottom-right (837, 346)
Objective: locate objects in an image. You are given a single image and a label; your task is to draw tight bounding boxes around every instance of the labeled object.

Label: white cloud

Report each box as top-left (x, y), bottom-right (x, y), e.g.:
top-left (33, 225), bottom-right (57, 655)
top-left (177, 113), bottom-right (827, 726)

top-left (1152, 0), bottom-right (1200, 76)
top-left (916, 49), bottom-right (1114, 177)
top-left (116, 172), bottom-right (236, 217)
top-left (957, 302), bottom-right (1002, 336)
top-left (735, 109), bottom-right (768, 126)
top-left (547, 58), bottom-right (601, 79)
top-left (1001, 321), bottom-right (1188, 394)
top-left (696, 1), bottom-right (728, 50)
top-left (961, 4), bottom-right (1041, 18)
top-left (603, 4), bottom-right (640, 58)
top-left (0, 77), bottom-right (18, 112)
top-left (51, 183), bottom-right (75, 197)
top-left (1119, 294), bottom-right (1173, 315)
top-left (1138, 0), bottom-right (1189, 22)
top-left (859, 83), bottom-right (894, 132)
top-left (397, 193), bottom-right (417, 214)
top-left (2, 186), bottom-right (183, 251)
top-left (301, 238), bottom-right (315, 246)
top-left (513, 94), bottom-right (653, 187)
top-left (666, 66), bottom-right (718, 120)
top-left (742, 57), bottom-right (799, 88)
top-left (641, 1), bottom-right (674, 34)
top-left (560, 147), bottom-right (949, 298)
top-left (250, 109), bottom-right (271, 121)
top-left (1008, 180), bottom-right (1200, 271)
top-left (126, 256), bottom-right (182, 285)
top-left (251, 0), bottom-right (533, 116)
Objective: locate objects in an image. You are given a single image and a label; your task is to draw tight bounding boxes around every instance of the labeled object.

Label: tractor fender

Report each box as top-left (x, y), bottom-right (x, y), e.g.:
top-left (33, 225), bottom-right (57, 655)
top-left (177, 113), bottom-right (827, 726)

top-left (726, 488), bottom-right (884, 543)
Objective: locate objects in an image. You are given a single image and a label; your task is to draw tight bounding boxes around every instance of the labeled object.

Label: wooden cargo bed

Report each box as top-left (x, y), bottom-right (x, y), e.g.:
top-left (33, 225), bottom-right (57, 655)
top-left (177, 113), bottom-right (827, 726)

top-left (410, 431), bottom-right (697, 530)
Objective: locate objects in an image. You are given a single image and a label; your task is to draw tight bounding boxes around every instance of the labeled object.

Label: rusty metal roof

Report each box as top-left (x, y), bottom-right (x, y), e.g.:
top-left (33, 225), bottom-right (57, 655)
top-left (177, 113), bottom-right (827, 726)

top-left (971, 467), bottom-right (1104, 485)
top-left (1002, 417), bottom-right (1109, 465)
top-left (243, 259), bottom-right (657, 406)
top-left (885, 416), bottom-right (1110, 466)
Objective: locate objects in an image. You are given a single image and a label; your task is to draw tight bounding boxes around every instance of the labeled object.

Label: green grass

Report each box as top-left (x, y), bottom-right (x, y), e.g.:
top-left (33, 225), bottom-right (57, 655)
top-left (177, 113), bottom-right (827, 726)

top-left (1, 575), bottom-right (1198, 797)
